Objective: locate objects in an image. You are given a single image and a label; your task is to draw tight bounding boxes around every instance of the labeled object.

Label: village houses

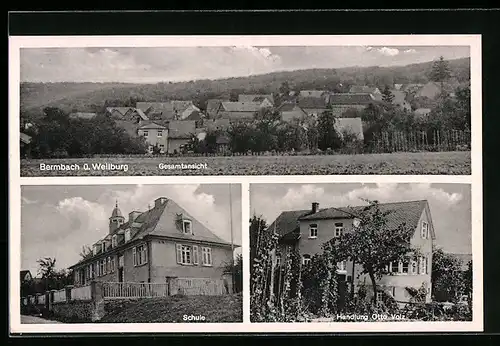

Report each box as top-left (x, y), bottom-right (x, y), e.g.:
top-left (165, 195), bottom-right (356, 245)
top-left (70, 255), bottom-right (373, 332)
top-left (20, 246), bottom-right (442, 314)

top-left (269, 200), bottom-right (434, 303)
top-left (69, 197), bottom-right (238, 293)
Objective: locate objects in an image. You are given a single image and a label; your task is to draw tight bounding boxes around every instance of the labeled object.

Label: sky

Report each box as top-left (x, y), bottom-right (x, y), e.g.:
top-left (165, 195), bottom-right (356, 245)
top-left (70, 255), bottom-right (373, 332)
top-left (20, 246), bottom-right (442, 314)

top-left (20, 46), bottom-right (470, 83)
top-left (250, 183), bottom-right (471, 255)
top-left (21, 184), bottom-right (242, 276)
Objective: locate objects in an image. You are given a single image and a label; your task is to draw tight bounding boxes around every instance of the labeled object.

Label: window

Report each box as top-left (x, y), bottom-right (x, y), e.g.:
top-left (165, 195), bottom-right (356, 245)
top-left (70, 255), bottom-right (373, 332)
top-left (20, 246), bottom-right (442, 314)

top-left (334, 223), bottom-right (344, 237)
top-left (112, 235), bottom-right (118, 248)
top-left (102, 242), bottom-right (106, 253)
top-left (376, 291), bottom-right (383, 302)
top-left (96, 261), bottom-right (100, 277)
top-left (118, 255), bottom-right (124, 268)
top-left (182, 220), bottom-right (193, 234)
top-left (125, 229), bottom-right (131, 242)
top-left (391, 287), bottom-right (396, 297)
top-left (157, 131), bottom-right (163, 137)
top-left (390, 260), bottom-right (400, 273)
top-left (86, 266), bottom-right (90, 280)
top-left (159, 144), bottom-right (165, 152)
top-left (193, 246), bottom-right (199, 265)
top-left (202, 247), bottom-right (212, 266)
top-left (100, 260), bottom-right (105, 276)
top-left (309, 224), bottom-right (318, 238)
top-left (102, 259), bottom-right (107, 275)
top-left (302, 254), bottom-right (311, 266)
top-left (411, 259), bottom-right (417, 274)
top-left (143, 130), bottom-right (149, 137)
top-left (425, 257), bottom-right (429, 274)
top-left (111, 256), bottom-right (116, 272)
top-left (107, 257), bottom-right (111, 273)
top-left (276, 254), bottom-right (281, 267)
top-left (421, 221), bottom-right (429, 239)
top-left (176, 244), bottom-right (193, 265)
top-left (337, 261), bottom-right (347, 271)
top-left (93, 245), bottom-right (98, 256)
top-left (133, 244), bottom-right (148, 266)
top-left (420, 256), bottom-right (428, 274)
top-left (402, 260), bottom-right (409, 274)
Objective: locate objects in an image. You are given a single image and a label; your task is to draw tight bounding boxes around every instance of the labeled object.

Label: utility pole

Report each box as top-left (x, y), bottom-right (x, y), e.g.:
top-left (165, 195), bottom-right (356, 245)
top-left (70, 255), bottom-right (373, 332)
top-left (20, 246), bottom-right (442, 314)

top-left (229, 184), bottom-right (235, 293)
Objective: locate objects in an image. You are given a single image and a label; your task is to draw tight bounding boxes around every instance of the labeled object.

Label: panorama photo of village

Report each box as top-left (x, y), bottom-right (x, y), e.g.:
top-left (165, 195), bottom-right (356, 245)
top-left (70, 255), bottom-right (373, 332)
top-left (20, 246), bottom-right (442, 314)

top-left (19, 45), bottom-right (472, 176)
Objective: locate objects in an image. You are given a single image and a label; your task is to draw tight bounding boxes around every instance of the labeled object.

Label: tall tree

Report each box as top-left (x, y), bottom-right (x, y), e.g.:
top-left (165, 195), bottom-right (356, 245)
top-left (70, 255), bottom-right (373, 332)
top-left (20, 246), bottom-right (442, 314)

top-left (429, 56), bottom-right (451, 93)
top-left (317, 110), bottom-right (341, 151)
top-left (382, 85), bottom-right (395, 104)
top-left (431, 248), bottom-right (467, 302)
top-left (79, 245), bottom-right (93, 261)
top-left (328, 200), bottom-right (416, 304)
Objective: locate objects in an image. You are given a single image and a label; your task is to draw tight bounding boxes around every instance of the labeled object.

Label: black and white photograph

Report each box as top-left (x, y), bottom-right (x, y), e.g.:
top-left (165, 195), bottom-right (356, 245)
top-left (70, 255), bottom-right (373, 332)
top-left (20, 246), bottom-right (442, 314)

top-left (249, 183), bottom-right (476, 323)
top-left (14, 36), bottom-right (477, 176)
top-left (18, 184), bottom-right (242, 324)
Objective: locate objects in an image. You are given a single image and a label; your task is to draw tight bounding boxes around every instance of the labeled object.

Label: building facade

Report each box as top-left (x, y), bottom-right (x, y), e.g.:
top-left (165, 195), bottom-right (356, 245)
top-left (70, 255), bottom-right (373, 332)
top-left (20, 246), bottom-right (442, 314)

top-left (69, 197), bottom-right (237, 287)
top-left (137, 122), bottom-right (168, 153)
top-left (269, 200), bottom-right (434, 303)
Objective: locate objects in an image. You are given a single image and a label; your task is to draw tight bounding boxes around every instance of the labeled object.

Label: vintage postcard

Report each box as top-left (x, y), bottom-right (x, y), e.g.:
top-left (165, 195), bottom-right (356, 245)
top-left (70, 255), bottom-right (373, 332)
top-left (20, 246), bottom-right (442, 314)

top-left (10, 35), bottom-right (480, 177)
top-left (9, 34), bottom-right (482, 334)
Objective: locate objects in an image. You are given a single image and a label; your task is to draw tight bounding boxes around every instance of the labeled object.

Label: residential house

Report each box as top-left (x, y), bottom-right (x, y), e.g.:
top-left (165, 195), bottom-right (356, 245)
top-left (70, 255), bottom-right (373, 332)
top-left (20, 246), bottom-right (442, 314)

top-left (136, 102), bottom-right (175, 121)
top-left (69, 112), bottom-right (97, 120)
top-left (390, 90), bottom-right (412, 112)
top-left (204, 118), bottom-right (231, 132)
top-left (167, 120), bottom-right (196, 154)
top-left (21, 270), bottom-right (33, 282)
top-left (328, 93), bottom-right (375, 117)
top-left (20, 132), bottom-right (32, 158)
top-left (69, 198), bottom-right (238, 292)
top-left (137, 122), bottom-right (168, 154)
top-left (297, 97), bottom-right (330, 117)
top-left (278, 102), bottom-right (309, 123)
top-left (216, 134), bottom-right (231, 154)
top-left (349, 86), bottom-right (382, 101)
top-left (269, 200), bottom-right (434, 303)
top-left (106, 107), bottom-right (149, 124)
top-left (106, 107), bottom-right (134, 119)
top-left (238, 94), bottom-right (275, 107)
top-left (206, 99), bottom-right (228, 119)
top-left (334, 117), bottom-right (364, 141)
top-left (414, 108), bottom-right (432, 120)
top-left (299, 90), bottom-right (329, 99)
top-left (171, 101), bottom-right (201, 120)
top-left (218, 102), bottom-right (261, 122)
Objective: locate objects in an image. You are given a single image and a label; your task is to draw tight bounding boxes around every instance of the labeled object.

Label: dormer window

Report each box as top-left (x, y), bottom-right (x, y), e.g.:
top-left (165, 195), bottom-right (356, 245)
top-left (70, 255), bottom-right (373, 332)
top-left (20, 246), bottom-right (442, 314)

top-left (93, 244), bottom-right (98, 256)
top-left (112, 235), bottom-right (118, 248)
top-left (309, 224), bottom-right (318, 238)
top-left (101, 242), bottom-right (106, 253)
top-left (125, 229), bottom-right (131, 242)
top-left (182, 220), bottom-right (193, 234)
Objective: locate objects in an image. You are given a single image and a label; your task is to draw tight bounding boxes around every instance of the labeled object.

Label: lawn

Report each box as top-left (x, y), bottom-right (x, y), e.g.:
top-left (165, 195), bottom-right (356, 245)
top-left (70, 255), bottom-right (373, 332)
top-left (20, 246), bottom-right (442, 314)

top-left (20, 151), bottom-right (471, 176)
top-left (98, 294), bottom-right (243, 323)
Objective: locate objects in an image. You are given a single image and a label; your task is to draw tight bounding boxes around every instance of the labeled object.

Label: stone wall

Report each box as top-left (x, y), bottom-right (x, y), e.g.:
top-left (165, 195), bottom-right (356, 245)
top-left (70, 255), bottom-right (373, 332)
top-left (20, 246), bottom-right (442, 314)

top-left (51, 300), bottom-right (95, 322)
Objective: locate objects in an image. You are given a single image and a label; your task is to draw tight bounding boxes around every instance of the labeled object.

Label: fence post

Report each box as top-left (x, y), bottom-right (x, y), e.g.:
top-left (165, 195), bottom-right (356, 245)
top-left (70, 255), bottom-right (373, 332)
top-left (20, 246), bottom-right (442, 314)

top-left (65, 285), bottom-right (74, 302)
top-left (90, 281), bottom-right (105, 322)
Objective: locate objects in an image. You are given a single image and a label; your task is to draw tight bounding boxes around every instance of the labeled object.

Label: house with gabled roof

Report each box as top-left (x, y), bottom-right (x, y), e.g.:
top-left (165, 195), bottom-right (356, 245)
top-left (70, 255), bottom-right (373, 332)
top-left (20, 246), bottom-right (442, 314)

top-left (278, 102), bottom-right (309, 123)
top-left (137, 122), bottom-right (168, 154)
top-left (297, 97), bottom-right (330, 117)
top-left (69, 198), bottom-right (238, 293)
top-left (167, 120), bottom-right (196, 154)
top-left (348, 86), bottom-right (382, 100)
top-left (268, 200), bottom-right (435, 303)
top-left (206, 99), bottom-right (228, 118)
top-left (218, 102), bottom-right (261, 122)
top-left (238, 94), bottom-right (275, 107)
top-left (328, 93), bottom-right (376, 117)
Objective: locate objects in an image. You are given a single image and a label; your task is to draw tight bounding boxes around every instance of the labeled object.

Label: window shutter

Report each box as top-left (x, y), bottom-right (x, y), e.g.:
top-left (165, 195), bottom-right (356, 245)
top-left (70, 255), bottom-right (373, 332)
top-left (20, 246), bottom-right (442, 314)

top-left (193, 245), bottom-right (199, 265)
top-left (176, 244), bottom-right (182, 264)
top-left (132, 247), bottom-right (137, 266)
top-left (425, 256), bottom-right (429, 274)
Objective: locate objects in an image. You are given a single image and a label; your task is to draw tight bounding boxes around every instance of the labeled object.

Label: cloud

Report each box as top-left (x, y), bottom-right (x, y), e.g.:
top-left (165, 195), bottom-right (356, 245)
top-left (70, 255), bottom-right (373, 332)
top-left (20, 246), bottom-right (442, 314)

top-left (404, 48), bottom-right (417, 54)
top-left (377, 47), bottom-right (400, 56)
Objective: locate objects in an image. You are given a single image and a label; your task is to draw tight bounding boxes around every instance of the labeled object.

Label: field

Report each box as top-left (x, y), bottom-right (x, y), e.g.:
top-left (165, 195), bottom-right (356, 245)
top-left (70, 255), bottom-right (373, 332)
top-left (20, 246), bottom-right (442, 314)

top-left (99, 294), bottom-right (243, 323)
top-left (20, 151), bottom-right (471, 176)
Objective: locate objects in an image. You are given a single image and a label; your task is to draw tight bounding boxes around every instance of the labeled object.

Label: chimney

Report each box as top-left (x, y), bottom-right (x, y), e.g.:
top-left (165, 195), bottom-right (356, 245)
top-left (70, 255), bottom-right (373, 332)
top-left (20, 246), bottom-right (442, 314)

top-left (128, 211), bottom-right (142, 223)
top-left (312, 202), bottom-right (319, 214)
top-left (154, 197), bottom-right (168, 208)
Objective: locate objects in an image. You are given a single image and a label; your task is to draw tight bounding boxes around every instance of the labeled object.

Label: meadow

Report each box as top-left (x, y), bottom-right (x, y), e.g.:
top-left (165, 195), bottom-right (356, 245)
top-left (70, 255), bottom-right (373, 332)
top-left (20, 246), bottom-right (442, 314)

top-left (20, 151), bottom-right (471, 176)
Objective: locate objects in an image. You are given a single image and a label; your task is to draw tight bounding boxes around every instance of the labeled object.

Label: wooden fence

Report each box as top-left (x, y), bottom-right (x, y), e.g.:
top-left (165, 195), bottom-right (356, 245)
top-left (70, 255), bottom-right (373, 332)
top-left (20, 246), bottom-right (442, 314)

top-left (369, 129), bottom-right (471, 153)
top-left (71, 285), bottom-right (92, 301)
top-left (102, 282), bottom-right (169, 299)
